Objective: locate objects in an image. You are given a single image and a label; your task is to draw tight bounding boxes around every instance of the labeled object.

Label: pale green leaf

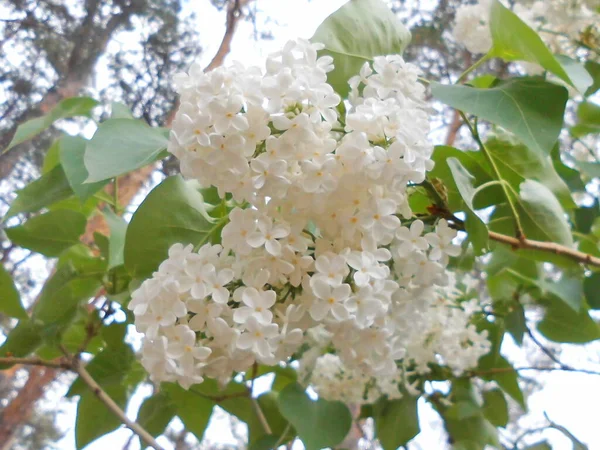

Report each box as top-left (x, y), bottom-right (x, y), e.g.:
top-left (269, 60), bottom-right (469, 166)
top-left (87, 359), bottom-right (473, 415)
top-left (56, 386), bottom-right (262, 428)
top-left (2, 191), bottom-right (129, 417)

top-left (311, 0), bottom-right (411, 97)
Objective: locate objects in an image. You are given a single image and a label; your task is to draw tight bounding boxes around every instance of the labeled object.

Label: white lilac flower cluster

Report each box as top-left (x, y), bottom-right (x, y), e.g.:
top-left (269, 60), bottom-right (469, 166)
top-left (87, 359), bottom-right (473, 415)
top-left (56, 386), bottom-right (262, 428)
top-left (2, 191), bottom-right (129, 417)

top-left (129, 39), bottom-right (490, 390)
top-left (299, 275), bottom-right (490, 404)
top-left (453, 0), bottom-right (599, 58)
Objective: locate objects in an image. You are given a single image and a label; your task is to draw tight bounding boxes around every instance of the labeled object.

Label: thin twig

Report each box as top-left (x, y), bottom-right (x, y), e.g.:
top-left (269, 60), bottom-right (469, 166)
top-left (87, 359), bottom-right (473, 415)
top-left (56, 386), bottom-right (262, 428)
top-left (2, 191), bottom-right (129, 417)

top-left (0, 354), bottom-right (164, 450)
top-left (70, 357), bottom-right (164, 450)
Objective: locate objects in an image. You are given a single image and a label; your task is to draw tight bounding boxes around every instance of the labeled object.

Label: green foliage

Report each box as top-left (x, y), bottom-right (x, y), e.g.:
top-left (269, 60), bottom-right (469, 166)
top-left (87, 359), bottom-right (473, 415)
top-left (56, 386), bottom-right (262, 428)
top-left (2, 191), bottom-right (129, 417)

top-left (488, 0), bottom-right (581, 90)
top-left (5, 210), bottom-right (87, 256)
top-left (572, 101), bottom-right (600, 138)
top-left (76, 384), bottom-right (128, 450)
top-left (60, 135), bottom-right (109, 201)
top-left (4, 165), bottom-right (73, 219)
top-left (124, 176), bottom-right (223, 278)
top-left (311, 0), bottom-right (411, 97)
top-left (373, 394), bottom-right (420, 449)
top-left (278, 383), bottom-right (352, 450)
top-left (446, 157), bottom-right (489, 254)
top-left (103, 207), bottom-right (128, 269)
top-left (84, 118), bottom-right (169, 182)
top-left (481, 389), bottom-right (509, 428)
top-left (5, 97), bottom-right (98, 152)
top-left (0, 264), bottom-right (27, 319)
top-left (431, 78), bottom-right (568, 156)
top-left (136, 392), bottom-right (177, 439)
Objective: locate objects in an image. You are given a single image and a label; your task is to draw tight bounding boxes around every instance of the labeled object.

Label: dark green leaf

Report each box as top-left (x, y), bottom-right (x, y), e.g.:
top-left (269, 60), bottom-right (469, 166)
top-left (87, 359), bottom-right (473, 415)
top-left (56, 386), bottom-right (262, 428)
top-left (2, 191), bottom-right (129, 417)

top-left (84, 119), bottom-right (169, 182)
top-left (75, 384), bottom-right (127, 450)
top-left (310, 0), bottom-right (411, 97)
top-left (163, 383), bottom-right (214, 442)
top-left (374, 395), bottom-right (420, 449)
top-left (0, 319), bottom-right (42, 368)
top-left (537, 276), bottom-right (583, 312)
top-left (60, 135), bottom-right (109, 201)
top-left (488, 1), bottom-right (574, 88)
top-left (5, 97), bottom-right (98, 152)
top-left (32, 263), bottom-right (101, 333)
top-left (482, 389), bottom-right (509, 427)
top-left (277, 383), bottom-right (352, 450)
top-left (0, 264), bottom-right (27, 319)
top-left (5, 210), bottom-right (87, 257)
top-left (505, 303), bottom-right (526, 345)
top-left (584, 60), bottom-right (600, 96)
top-left (68, 343), bottom-right (135, 397)
top-left (431, 78), bottom-right (568, 155)
top-left (524, 442), bottom-right (552, 450)
top-left (125, 176), bottom-right (220, 278)
top-left (5, 165), bottom-right (73, 219)
top-left (584, 273), bottom-right (600, 309)
top-left (538, 296), bottom-right (600, 343)
top-left (447, 157), bottom-right (489, 254)
top-left (249, 435), bottom-right (280, 450)
top-left (136, 392), bottom-right (177, 438)
top-left (572, 101), bottom-right (600, 138)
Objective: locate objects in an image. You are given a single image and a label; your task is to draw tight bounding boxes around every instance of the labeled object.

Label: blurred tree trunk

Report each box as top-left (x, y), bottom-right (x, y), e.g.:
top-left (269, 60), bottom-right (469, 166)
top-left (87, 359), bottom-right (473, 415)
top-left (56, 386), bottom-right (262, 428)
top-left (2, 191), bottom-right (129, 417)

top-left (0, 367), bottom-right (57, 450)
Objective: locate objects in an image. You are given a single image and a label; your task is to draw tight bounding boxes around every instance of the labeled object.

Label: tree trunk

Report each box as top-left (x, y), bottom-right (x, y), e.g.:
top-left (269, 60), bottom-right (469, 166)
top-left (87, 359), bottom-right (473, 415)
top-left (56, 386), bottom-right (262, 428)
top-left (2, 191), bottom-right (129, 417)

top-left (0, 367), bottom-right (57, 450)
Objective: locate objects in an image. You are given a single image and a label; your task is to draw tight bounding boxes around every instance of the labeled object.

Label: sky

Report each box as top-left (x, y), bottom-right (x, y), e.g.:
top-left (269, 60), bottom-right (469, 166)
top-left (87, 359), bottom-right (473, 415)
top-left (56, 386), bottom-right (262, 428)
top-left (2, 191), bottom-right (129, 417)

top-left (15, 0), bottom-right (600, 449)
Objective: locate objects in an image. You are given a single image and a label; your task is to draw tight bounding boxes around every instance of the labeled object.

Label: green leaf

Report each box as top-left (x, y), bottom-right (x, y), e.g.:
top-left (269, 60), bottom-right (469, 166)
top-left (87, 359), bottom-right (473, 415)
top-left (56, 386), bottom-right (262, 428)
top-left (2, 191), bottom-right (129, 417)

top-left (125, 176), bottom-right (221, 278)
top-left (584, 60), bottom-right (600, 96)
top-left (75, 384), bottom-right (127, 450)
top-left (482, 389), bottom-right (509, 427)
top-left (517, 180), bottom-right (573, 246)
top-left (5, 97), bottom-right (98, 152)
top-left (257, 391), bottom-right (294, 442)
top-left (554, 55), bottom-right (593, 95)
top-left (0, 264), bottom-right (27, 319)
top-left (277, 383), bottom-right (352, 450)
top-left (429, 146), bottom-right (494, 211)
top-left (111, 102), bottom-right (135, 119)
top-left (68, 344), bottom-right (135, 397)
top-left (60, 135), bottom-right (109, 201)
top-left (584, 273), bottom-right (600, 309)
top-left (310, 0), bottom-right (411, 97)
top-left (537, 276), bottom-right (584, 313)
top-left (431, 78), bottom-right (568, 156)
top-left (538, 296), bottom-right (600, 343)
top-left (485, 138), bottom-right (575, 210)
top-left (5, 210), bottom-right (87, 257)
top-left (163, 383), bottom-right (214, 442)
top-left (0, 319), bottom-right (42, 368)
top-left (572, 101), bottom-right (600, 138)
top-left (32, 263), bottom-right (102, 333)
top-left (136, 392), bottom-right (177, 438)
top-left (102, 207), bottom-right (127, 269)
top-left (524, 442), bottom-right (552, 450)
top-left (488, 1), bottom-right (573, 88)
top-left (84, 119), bottom-right (169, 183)
top-left (447, 157), bottom-right (489, 254)
top-left (42, 139), bottom-right (61, 173)
top-left (374, 395), bottom-right (420, 449)
top-left (4, 165), bottom-right (73, 219)
top-left (505, 303), bottom-right (526, 345)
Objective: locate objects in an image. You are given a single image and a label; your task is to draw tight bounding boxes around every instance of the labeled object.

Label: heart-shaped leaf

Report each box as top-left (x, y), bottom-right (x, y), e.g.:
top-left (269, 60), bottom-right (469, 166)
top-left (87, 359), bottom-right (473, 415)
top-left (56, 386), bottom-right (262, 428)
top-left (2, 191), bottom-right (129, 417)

top-left (277, 383), bottom-right (351, 450)
top-left (311, 0), bottom-right (411, 97)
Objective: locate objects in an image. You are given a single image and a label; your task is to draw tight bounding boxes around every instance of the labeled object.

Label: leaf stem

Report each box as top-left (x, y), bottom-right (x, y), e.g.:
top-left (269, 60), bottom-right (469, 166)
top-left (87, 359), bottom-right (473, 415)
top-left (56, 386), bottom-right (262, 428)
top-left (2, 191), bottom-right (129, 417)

top-left (460, 112), bottom-right (525, 239)
top-left (456, 53), bottom-right (491, 84)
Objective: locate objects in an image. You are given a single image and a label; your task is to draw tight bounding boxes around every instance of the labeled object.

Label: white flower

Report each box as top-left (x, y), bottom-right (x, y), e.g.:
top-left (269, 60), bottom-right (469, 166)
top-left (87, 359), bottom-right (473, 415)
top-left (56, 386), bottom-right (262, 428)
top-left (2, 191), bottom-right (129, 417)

top-left (233, 287), bottom-right (277, 325)
top-left (395, 220), bottom-right (428, 256)
top-left (309, 278), bottom-right (352, 321)
top-left (237, 316), bottom-right (279, 359)
top-left (187, 298), bottom-right (223, 331)
top-left (346, 251), bottom-right (389, 287)
top-left (247, 217), bottom-right (290, 256)
top-left (204, 266), bottom-right (235, 304)
top-left (208, 95), bottom-right (248, 134)
top-left (426, 219), bottom-right (461, 264)
top-left (313, 253), bottom-right (349, 286)
top-left (452, 0), bottom-right (493, 55)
